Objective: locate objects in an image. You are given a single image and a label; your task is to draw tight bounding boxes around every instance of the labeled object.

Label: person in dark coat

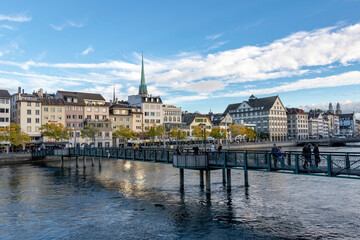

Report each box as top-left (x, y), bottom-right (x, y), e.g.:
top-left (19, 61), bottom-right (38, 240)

top-left (302, 143), bottom-right (312, 169)
top-left (271, 144), bottom-right (279, 167)
top-left (313, 144), bottom-right (320, 167)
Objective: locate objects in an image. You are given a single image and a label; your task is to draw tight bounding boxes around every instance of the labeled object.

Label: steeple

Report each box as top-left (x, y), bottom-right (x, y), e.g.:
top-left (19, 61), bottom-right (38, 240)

top-left (138, 53), bottom-right (148, 97)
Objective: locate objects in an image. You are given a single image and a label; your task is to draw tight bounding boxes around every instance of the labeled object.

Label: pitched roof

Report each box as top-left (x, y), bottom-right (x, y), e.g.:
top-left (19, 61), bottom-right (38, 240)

top-left (0, 90), bottom-right (11, 98)
top-left (40, 98), bottom-right (65, 106)
top-left (223, 103), bottom-right (241, 114)
top-left (57, 91), bottom-right (105, 101)
top-left (182, 113), bottom-right (210, 125)
top-left (224, 96), bottom-right (278, 114)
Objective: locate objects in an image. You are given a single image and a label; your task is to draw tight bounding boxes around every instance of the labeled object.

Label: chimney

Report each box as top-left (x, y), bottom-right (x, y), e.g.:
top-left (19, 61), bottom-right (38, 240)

top-left (18, 87), bottom-right (21, 94)
top-left (38, 88), bottom-right (43, 98)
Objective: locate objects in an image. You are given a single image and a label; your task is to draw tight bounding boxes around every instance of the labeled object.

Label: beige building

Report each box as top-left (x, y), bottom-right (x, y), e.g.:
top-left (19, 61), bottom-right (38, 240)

top-left (286, 108), bottom-right (309, 140)
top-left (40, 98), bottom-right (65, 126)
top-left (109, 101), bottom-right (143, 132)
top-left (163, 104), bottom-right (183, 131)
top-left (182, 113), bottom-right (213, 139)
top-left (11, 88), bottom-right (42, 143)
top-left (0, 90), bottom-right (11, 128)
top-left (224, 95), bottom-right (288, 141)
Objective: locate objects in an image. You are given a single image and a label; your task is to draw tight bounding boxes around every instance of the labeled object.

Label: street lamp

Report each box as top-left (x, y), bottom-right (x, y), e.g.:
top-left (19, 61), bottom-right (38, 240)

top-left (201, 124), bottom-right (206, 152)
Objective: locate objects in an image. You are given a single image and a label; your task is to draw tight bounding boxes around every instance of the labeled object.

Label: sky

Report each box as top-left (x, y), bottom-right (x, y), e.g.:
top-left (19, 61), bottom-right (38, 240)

top-left (1, 0), bottom-right (360, 118)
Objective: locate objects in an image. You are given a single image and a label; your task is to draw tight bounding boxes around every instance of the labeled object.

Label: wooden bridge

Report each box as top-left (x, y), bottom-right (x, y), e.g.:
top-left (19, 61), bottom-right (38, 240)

top-left (32, 147), bottom-right (360, 193)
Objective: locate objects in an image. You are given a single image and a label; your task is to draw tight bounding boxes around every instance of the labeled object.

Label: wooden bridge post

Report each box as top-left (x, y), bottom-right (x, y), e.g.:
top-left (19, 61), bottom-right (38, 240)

top-left (83, 156), bottom-right (86, 168)
top-left (226, 169), bottom-right (231, 191)
top-left (199, 170), bottom-right (204, 188)
top-left (133, 149), bottom-right (136, 161)
top-left (345, 153), bottom-right (350, 170)
top-left (267, 152), bottom-right (271, 172)
top-left (68, 157), bottom-right (71, 169)
top-left (92, 157), bottom-right (95, 167)
top-left (60, 156), bottom-right (64, 168)
top-left (98, 158), bottom-right (102, 168)
top-left (327, 155), bottom-right (332, 177)
top-left (295, 154), bottom-right (299, 174)
top-left (154, 149), bottom-right (157, 162)
top-left (179, 168), bottom-right (184, 190)
top-left (244, 151), bottom-right (249, 187)
top-left (287, 152), bottom-right (291, 166)
top-left (205, 170), bottom-right (211, 194)
top-left (166, 151), bottom-right (170, 164)
top-left (222, 153), bottom-right (226, 185)
top-left (75, 157), bottom-right (79, 168)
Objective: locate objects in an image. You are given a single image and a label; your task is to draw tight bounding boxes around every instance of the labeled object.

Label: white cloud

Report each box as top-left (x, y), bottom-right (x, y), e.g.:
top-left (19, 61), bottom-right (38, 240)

top-left (0, 24), bottom-right (16, 30)
top-left (0, 14), bottom-right (31, 22)
top-left (50, 24), bottom-right (64, 31)
top-left (206, 33), bottom-right (222, 40)
top-left (66, 20), bottom-right (85, 28)
top-left (81, 46), bottom-right (94, 56)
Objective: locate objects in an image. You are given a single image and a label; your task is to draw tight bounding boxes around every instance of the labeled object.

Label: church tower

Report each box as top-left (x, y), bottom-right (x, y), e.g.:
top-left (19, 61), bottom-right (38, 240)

top-left (138, 53), bottom-right (148, 97)
top-left (335, 103), bottom-right (342, 115)
top-left (328, 103), bottom-right (334, 114)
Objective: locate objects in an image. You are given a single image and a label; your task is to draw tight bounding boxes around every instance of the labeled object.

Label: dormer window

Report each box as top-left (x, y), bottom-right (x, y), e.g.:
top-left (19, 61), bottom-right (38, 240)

top-left (67, 97), bottom-right (72, 103)
top-left (73, 98), bottom-right (78, 103)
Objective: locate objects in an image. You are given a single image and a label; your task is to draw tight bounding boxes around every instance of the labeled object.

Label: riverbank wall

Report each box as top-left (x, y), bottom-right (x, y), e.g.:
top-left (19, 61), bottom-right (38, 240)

top-left (228, 142), bottom-right (297, 150)
top-left (0, 153), bottom-right (59, 165)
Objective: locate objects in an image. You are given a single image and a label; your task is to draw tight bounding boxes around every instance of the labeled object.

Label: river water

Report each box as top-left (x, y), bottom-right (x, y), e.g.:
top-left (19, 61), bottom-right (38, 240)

top-left (0, 145), bottom-right (359, 239)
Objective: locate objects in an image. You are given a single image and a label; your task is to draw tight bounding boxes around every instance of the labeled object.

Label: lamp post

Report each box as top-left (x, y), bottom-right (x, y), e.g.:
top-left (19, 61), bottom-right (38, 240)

top-left (201, 124), bottom-right (206, 152)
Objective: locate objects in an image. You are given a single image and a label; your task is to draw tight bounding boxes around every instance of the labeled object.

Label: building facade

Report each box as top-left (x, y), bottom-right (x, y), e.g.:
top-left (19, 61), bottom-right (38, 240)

top-left (0, 90), bottom-right (11, 128)
top-left (286, 108), bottom-right (309, 140)
top-left (224, 95), bottom-right (287, 141)
top-left (163, 104), bottom-right (183, 131)
top-left (182, 113), bottom-right (213, 139)
top-left (339, 113), bottom-right (356, 137)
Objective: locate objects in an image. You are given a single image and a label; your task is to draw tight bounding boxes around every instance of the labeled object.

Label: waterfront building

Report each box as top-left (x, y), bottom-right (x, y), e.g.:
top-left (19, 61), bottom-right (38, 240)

top-left (355, 120), bottom-right (360, 137)
top-left (163, 104), bottom-right (183, 131)
top-left (0, 90), bottom-right (11, 128)
top-left (224, 95), bottom-right (287, 141)
top-left (308, 112), bottom-right (324, 138)
top-left (11, 87), bottom-right (42, 144)
top-left (55, 91), bottom-right (112, 147)
top-left (338, 113), bottom-right (356, 137)
top-left (286, 108), bottom-right (309, 140)
top-left (40, 98), bottom-right (65, 126)
top-left (182, 113), bottom-right (212, 139)
top-left (128, 55), bottom-right (163, 129)
top-left (322, 112), bottom-right (339, 137)
top-left (109, 100), bottom-right (143, 132)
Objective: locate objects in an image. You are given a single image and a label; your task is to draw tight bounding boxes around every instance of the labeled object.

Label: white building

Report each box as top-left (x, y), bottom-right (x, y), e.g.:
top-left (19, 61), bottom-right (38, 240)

top-left (163, 104), bottom-right (183, 131)
top-left (308, 112), bottom-right (325, 138)
top-left (286, 108), bottom-right (309, 140)
top-left (0, 90), bottom-right (11, 128)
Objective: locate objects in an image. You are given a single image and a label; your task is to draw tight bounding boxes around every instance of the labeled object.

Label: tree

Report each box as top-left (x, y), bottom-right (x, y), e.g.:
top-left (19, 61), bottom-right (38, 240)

top-left (168, 127), bottom-right (187, 140)
top-left (229, 124), bottom-right (256, 140)
top-left (210, 127), bottom-right (226, 140)
top-left (113, 125), bottom-right (137, 141)
top-left (192, 125), bottom-right (208, 140)
top-left (40, 123), bottom-right (70, 141)
top-left (0, 123), bottom-right (30, 151)
top-left (146, 124), bottom-right (165, 140)
top-left (81, 125), bottom-right (99, 145)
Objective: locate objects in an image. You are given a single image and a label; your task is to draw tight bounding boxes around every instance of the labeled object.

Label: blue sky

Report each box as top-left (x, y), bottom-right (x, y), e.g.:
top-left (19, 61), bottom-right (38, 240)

top-left (1, 0), bottom-right (360, 117)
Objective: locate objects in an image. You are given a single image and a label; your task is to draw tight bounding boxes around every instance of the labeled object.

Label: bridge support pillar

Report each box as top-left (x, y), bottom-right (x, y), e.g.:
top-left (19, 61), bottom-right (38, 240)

top-left (98, 158), bottom-right (102, 168)
top-left (205, 170), bottom-right (211, 194)
top-left (199, 170), bottom-right (204, 188)
top-left (222, 169), bottom-right (226, 185)
top-left (75, 157), bottom-right (79, 168)
top-left (92, 157), bottom-right (95, 167)
top-left (83, 156), bottom-right (86, 168)
top-left (179, 169), bottom-right (184, 190)
top-left (226, 169), bottom-right (231, 191)
top-left (68, 157), bottom-right (71, 169)
top-left (244, 169), bottom-right (249, 187)
top-left (60, 156), bottom-right (64, 168)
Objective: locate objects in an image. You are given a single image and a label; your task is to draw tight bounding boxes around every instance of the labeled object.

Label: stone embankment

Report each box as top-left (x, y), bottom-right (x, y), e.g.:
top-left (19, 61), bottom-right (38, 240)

top-left (227, 141), bottom-right (297, 150)
top-left (0, 153), bottom-right (58, 165)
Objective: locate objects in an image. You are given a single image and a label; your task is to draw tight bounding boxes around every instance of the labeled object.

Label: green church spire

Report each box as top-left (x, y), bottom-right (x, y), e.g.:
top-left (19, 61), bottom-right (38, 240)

top-left (139, 53), bottom-right (148, 96)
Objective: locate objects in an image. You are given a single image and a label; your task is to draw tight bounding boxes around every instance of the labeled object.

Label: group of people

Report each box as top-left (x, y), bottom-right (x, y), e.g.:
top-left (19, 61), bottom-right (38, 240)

top-left (271, 143), bottom-right (321, 169)
top-left (270, 144), bottom-right (286, 168)
top-left (302, 143), bottom-right (320, 168)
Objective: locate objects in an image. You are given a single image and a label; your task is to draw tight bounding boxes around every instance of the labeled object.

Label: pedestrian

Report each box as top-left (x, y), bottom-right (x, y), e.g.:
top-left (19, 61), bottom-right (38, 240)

top-left (271, 144), bottom-right (278, 167)
top-left (176, 146), bottom-right (181, 155)
top-left (313, 144), bottom-right (320, 167)
top-left (302, 143), bottom-right (311, 169)
top-left (193, 146), bottom-right (199, 155)
top-left (278, 146), bottom-right (285, 168)
top-left (217, 144), bottom-right (222, 153)
top-left (211, 143), bottom-right (215, 152)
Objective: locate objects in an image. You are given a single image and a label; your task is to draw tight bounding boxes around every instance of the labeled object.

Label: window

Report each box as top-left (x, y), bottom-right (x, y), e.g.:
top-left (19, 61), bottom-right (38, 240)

top-left (145, 119), bottom-right (149, 123)
top-left (51, 108), bottom-right (55, 112)
top-left (51, 115), bottom-right (55, 120)
top-left (150, 112), bottom-right (155, 116)
top-left (66, 115), bottom-right (71, 119)
top-left (144, 112), bottom-right (149, 116)
top-left (67, 98), bottom-right (72, 103)
top-left (95, 108), bottom-right (99, 112)
top-left (44, 107), bottom-right (48, 112)
top-left (27, 110), bottom-right (31, 115)
top-left (78, 123), bottom-right (83, 128)
top-left (87, 107), bottom-right (91, 112)
top-left (73, 115), bottom-right (77, 119)
top-left (113, 118), bottom-right (116, 121)
top-left (87, 115), bottom-right (91, 120)
top-left (126, 118), bottom-right (129, 122)
top-left (102, 108), bottom-right (106, 113)
top-left (156, 105), bottom-right (160, 109)
top-left (136, 126), bottom-right (141, 129)
top-left (35, 110), bottom-right (40, 115)
top-left (58, 108), bottom-right (62, 112)
top-left (35, 118), bottom-right (40, 123)
top-left (27, 102), bottom-right (31, 106)
top-left (95, 115), bottom-right (99, 120)
top-left (66, 123), bottom-right (71, 128)
top-left (66, 106), bottom-right (71, 111)
top-left (105, 132), bottom-right (109, 137)
top-left (145, 105), bottom-right (149, 109)
top-left (79, 115), bottom-right (83, 119)
top-left (27, 126), bottom-right (31, 132)
top-left (156, 119), bottom-right (160, 123)
top-left (136, 115), bottom-right (140, 118)
top-left (103, 116), bottom-right (107, 120)
top-left (35, 126), bottom-right (39, 132)
top-left (156, 112), bottom-right (160, 117)
top-left (27, 118), bottom-right (31, 123)
top-left (73, 98), bottom-right (78, 103)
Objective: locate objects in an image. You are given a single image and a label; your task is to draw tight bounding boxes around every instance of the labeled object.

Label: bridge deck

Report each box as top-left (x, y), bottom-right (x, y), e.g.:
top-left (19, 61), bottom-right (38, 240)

top-left (31, 147), bottom-right (360, 179)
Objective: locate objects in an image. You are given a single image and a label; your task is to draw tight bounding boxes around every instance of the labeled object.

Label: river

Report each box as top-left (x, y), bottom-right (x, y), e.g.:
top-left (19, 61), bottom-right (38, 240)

top-left (0, 145), bottom-right (359, 239)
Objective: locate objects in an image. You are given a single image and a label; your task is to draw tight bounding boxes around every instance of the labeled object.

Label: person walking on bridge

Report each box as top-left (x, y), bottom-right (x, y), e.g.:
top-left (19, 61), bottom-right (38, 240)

top-left (271, 144), bottom-right (279, 168)
top-left (313, 144), bottom-right (320, 167)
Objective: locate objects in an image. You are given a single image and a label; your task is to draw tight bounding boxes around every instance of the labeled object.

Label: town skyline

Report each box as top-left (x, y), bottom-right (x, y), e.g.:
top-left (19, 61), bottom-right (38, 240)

top-left (1, 1), bottom-right (360, 117)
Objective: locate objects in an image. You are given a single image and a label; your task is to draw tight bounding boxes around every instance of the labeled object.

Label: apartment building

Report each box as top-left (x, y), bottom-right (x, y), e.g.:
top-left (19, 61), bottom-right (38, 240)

top-left (182, 113), bottom-right (212, 138)
top-left (109, 101), bottom-right (143, 132)
top-left (224, 95), bottom-right (287, 141)
top-left (0, 90), bottom-right (11, 128)
top-left (163, 104), bottom-right (183, 131)
top-left (286, 108), bottom-right (309, 140)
